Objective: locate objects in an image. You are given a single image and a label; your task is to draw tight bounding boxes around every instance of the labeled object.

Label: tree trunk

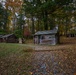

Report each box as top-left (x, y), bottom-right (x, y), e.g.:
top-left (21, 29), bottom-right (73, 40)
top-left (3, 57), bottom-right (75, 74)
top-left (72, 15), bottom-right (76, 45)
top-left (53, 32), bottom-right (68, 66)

top-left (44, 11), bottom-right (48, 30)
top-left (37, 18), bottom-right (40, 31)
top-left (65, 19), bottom-right (68, 36)
top-left (57, 31), bottom-right (60, 44)
top-left (31, 16), bottom-right (35, 34)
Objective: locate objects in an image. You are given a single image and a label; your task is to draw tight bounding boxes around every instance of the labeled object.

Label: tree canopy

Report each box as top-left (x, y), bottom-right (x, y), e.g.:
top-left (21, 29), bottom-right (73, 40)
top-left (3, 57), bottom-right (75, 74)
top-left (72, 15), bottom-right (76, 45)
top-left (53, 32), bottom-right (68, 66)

top-left (0, 0), bottom-right (76, 38)
top-left (23, 0), bottom-right (74, 34)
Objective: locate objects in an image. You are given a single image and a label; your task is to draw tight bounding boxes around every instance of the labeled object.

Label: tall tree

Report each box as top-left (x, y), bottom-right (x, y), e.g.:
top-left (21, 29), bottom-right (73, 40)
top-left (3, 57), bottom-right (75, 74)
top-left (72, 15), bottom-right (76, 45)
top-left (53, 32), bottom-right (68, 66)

top-left (23, 0), bottom-right (37, 34)
top-left (0, 3), bottom-right (9, 33)
top-left (5, 0), bottom-right (23, 31)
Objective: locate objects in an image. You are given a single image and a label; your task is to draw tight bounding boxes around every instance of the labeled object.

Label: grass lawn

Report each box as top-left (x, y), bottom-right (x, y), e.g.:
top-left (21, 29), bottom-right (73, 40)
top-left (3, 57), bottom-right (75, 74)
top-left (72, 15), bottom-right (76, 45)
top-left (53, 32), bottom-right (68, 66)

top-left (0, 43), bottom-right (34, 75)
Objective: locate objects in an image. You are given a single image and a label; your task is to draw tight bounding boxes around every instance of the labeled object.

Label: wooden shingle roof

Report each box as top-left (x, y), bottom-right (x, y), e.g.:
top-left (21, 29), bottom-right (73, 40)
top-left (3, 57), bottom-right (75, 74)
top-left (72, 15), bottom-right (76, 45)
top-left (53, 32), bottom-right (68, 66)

top-left (34, 29), bottom-right (58, 35)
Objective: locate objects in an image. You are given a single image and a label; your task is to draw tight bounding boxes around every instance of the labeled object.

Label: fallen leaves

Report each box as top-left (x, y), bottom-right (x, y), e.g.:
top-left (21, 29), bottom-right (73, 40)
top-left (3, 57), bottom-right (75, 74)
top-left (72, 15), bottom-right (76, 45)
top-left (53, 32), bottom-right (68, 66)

top-left (0, 37), bottom-right (76, 75)
top-left (74, 73), bottom-right (76, 75)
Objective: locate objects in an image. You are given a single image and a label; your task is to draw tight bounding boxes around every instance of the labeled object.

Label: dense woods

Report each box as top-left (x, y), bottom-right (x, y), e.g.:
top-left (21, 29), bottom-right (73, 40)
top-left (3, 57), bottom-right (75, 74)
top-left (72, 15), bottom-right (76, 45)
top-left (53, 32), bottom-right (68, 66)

top-left (0, 0), bottom-right (76, 39)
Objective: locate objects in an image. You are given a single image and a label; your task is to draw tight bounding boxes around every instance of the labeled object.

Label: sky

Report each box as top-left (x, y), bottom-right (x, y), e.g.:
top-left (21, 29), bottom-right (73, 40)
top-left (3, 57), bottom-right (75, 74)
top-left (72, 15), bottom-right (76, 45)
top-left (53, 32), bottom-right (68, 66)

top-left (0, 0), bottom-right (6, 8)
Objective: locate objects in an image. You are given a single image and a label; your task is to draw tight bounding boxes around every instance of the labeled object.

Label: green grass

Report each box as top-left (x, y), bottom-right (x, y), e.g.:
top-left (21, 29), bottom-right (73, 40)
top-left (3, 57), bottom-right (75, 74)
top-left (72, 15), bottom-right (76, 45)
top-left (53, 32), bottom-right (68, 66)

top-left (0, 43), bottom-right (34, 75)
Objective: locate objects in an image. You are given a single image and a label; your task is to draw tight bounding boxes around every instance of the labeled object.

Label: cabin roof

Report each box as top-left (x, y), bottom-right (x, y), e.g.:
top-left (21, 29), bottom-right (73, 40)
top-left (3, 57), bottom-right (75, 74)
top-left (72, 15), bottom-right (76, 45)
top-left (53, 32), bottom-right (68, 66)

top-left (2, 34), bottom-right (14, 38)
top-left (0, 34), bottom-right (15, 38)
top-left (34, 29), bottom-right (58, 35)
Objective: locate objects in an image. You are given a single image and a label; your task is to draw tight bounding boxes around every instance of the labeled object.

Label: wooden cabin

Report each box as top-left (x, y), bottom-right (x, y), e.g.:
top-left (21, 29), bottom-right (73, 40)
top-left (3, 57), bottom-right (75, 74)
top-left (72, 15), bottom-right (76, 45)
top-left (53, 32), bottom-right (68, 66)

top-left (0, 34), bottom-right (18, 43)
top-left (34, 29), bottom-right (58, 45)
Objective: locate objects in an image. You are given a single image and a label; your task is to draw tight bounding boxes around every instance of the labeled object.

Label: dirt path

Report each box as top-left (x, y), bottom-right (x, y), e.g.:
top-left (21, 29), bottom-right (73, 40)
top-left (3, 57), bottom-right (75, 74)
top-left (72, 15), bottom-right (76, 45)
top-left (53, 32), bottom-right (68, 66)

top-left (31, 49), bottom-right (76, 75)
top-left (30, 37), bottom-right (76, 75)
top-left (34, 44), bottom-right (76, 51)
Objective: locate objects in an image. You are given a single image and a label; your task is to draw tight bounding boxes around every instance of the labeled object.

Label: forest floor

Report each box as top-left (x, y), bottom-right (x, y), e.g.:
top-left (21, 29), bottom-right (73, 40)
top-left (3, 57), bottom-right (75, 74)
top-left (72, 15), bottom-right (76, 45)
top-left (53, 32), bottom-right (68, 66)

top-left (31, 37), bottom-right (76, 75)
top-left (0, 36), bottom-right (76, 75)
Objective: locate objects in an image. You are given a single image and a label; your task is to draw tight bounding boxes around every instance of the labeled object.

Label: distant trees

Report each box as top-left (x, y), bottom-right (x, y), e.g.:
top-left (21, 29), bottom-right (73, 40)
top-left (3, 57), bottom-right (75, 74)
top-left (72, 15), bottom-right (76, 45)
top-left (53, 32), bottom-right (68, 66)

top-left (5, 0), bottom-right (23, 31)
top-left (23, 0), bottom-right (74, 34)
top-left (0, 0), bottom-right (76, 41)
top-left (0, 3), bottom-right (9, 34)
top-left (14, 10), bottom-right (25, 38)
